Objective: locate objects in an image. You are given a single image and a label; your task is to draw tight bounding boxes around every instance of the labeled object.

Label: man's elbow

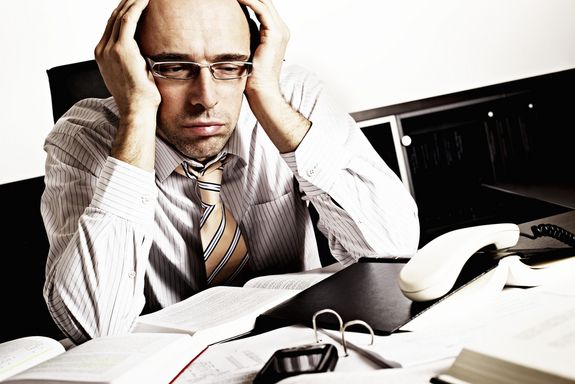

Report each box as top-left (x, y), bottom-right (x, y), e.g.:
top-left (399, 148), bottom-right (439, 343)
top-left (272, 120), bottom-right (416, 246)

top-left (383, 210), bottom-right (420, 258)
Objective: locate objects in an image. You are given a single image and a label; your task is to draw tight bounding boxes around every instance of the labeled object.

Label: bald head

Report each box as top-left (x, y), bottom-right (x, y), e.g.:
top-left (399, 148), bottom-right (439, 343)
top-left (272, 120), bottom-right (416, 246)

top-left (137, 0), bottom-right (255, 60)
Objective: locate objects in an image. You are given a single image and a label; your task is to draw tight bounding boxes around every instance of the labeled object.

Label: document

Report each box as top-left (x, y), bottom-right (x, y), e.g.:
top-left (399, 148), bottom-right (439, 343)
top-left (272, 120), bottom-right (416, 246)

top-left (433, 290), bottom-right (575, 384)
top-left (173, 325), bottom-right (381, 384)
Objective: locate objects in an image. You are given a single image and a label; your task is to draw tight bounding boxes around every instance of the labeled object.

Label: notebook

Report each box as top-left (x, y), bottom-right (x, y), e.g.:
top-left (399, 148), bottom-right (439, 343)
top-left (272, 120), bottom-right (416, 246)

top-left (254, 256), bottom-right (498, 335)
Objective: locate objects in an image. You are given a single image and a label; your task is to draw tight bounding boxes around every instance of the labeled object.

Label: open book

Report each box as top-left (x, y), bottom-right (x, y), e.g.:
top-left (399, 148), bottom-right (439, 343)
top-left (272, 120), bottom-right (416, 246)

top-left (432, 290), bottom-right (575, 384)
top-left (0, 333), bottom-right (205, 384)
top-left (131, 272), bottom-right (332, 346)
top-left (0, 272), bottom-right (330, 383)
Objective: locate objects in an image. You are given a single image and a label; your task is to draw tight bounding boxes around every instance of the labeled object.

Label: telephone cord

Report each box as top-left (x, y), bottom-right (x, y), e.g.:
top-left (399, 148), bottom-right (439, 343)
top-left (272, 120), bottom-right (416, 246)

top-left (520, 223), bottom-right (575, 247)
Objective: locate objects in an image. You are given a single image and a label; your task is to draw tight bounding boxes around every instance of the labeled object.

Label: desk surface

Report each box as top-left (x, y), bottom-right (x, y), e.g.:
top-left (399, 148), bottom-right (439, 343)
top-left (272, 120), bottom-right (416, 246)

top-left (485, 182), bottom-right (575, 210)
top-left (179, 211), bottom-right (575, 384)
top-left (515, 209), bottom-right (575, 249)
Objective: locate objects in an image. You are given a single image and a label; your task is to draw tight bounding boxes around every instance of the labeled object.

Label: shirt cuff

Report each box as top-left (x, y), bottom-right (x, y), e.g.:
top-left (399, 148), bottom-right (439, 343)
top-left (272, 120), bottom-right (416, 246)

top-left (281, 121), bottom-right (351, 196)
top-left (91, 157), bottom-right (157, 223)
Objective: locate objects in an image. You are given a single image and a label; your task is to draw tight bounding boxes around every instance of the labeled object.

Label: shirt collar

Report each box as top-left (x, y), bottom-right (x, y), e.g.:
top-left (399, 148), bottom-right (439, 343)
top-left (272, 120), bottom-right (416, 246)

top-left (154, 96), bottom-right (255, 182)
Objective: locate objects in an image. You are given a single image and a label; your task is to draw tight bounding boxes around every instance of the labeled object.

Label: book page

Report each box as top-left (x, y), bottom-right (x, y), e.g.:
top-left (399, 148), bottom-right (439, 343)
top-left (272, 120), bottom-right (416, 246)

top-left (321, 327), bottom-right (461, 369)
top-left (3, 333), bottom-right (202, 384)
top-left (349, 289), bottom-right (561, 369)
top-left (243, 273), bottom-right (332, 290)
top-left (466, 291), bottom-right (575, 380)
top-left (276, 359), bottom-right (453, 384)
top-left (0, 336), bottom-right (65, 381)
top-left (133, 287), bottom-right (300, 345)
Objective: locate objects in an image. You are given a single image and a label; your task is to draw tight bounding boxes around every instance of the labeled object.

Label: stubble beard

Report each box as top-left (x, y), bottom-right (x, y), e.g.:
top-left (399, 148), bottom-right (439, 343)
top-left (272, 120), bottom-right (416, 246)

top-left (157, 119), bottom-right (234, 162)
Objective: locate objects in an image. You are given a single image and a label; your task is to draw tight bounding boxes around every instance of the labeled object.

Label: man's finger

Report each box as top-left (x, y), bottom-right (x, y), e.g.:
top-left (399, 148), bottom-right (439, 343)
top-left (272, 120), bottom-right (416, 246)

top-left (237, 0), bottom-right (275, 30)
top-left (238, 0), bottom-right (289, 44)
top-left (253, 0), bottom-right (283, 25)
top-left (109, 0), bottom-right (138, 45)
top-left (117, 0), bottom-right (150, 44)
top-left (96, 0), bottom-right (129, 54)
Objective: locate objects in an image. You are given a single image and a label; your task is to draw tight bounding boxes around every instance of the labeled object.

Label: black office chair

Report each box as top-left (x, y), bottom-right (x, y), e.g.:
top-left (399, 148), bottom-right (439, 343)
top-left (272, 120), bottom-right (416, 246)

top-left (0, 61), bottom-right (110, 343)
top-left (46, 59), bottom-right (111, 122)
top-left (0, 177), bottom-right (64, 342)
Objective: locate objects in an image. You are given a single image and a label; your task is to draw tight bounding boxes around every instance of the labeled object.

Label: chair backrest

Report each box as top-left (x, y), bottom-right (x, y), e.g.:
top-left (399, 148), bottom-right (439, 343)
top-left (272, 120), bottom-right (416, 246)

top-left (0, 177), bottom-right (63, 342)
top-left (47, 59), bottom-right (111, 122)
top-left (0, 60), bottom-right (110, 342)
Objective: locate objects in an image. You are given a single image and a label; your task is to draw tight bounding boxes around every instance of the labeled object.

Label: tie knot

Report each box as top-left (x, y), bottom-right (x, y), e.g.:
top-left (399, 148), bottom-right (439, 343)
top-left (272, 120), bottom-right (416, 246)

top-left (180, 154), bottom-right (230, 206)
top-left (181, 160), bottom-right (223, 182)
top-left (180, 153), bottom-right (228, 182)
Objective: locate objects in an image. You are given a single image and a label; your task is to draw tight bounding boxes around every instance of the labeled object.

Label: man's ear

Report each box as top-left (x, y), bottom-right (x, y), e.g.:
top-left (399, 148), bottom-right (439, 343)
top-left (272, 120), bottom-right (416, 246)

top-left (240, 4), bottom-right (260, 58)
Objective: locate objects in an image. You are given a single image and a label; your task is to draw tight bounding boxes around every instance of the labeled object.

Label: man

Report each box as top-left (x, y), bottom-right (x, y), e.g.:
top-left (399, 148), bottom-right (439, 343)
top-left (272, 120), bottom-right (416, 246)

top-left (42, 0), bottom-right (419, 344)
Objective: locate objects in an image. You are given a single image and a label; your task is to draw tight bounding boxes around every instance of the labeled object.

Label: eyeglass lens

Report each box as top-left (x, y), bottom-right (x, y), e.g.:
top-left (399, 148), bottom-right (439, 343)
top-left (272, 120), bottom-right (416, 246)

top-left (152, 62), bottom-right (251, 80)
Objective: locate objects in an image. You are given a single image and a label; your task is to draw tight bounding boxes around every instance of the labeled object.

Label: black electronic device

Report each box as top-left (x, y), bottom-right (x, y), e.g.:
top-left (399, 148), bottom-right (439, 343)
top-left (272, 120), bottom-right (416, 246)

top-left (252, 343), bottom-right (338, 384)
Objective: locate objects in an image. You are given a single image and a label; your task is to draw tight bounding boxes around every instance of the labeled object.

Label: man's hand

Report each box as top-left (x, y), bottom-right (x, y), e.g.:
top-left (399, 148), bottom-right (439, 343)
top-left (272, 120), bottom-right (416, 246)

top-left (237, 0), bottom-right (311, 153)
top-left (95, 0), bottom-right (159, 170)
top-left (237, 0), bottom-right (289, 98)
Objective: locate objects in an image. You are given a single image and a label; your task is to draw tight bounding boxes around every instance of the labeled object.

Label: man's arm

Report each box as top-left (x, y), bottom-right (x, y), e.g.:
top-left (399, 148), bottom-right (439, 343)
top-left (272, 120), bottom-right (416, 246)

top-left (239, 0), bottom-right (420, 261)
top-left (280, 66), bottom-right (420, 264)
top-left (94, 0), bottom-right (160, 170)
top-left (44, 0), bottom-right (160, 344)
top-left (42, 120), bottom-right (157, 344)
top-left (238, 0), bottom-right (311, 153)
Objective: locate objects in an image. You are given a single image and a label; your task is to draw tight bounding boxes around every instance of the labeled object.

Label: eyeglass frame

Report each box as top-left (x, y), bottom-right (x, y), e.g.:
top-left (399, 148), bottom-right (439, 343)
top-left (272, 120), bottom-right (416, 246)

top-left (145, 57), bottom-right (253, 81)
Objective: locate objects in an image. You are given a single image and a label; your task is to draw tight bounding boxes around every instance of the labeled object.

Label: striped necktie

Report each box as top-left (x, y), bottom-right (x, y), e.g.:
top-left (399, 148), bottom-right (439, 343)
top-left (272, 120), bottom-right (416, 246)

top-left (179, 154), bottom-right (249, 286)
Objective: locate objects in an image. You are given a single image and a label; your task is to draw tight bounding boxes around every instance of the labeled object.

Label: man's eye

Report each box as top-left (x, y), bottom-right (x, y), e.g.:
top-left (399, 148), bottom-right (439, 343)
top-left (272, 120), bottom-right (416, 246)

top-left (216, 64), bottom-right (241, 73)
top-left (158, 64), bottom-right (186, 73)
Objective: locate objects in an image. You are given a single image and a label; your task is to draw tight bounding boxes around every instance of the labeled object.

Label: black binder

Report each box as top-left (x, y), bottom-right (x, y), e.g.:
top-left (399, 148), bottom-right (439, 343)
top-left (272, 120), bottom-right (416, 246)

top-left (255, 256), bottom-right (499, 335)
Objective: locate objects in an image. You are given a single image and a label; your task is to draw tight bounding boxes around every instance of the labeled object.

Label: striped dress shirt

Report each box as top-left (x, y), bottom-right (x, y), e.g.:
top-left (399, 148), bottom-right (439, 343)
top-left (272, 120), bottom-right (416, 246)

top-left (41, 64), bottom-right (420, 343)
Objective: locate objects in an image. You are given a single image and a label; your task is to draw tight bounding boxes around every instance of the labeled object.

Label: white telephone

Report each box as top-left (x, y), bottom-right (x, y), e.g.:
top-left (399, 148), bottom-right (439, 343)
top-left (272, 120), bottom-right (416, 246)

top-left (398, 223), bottom-right (520, 302)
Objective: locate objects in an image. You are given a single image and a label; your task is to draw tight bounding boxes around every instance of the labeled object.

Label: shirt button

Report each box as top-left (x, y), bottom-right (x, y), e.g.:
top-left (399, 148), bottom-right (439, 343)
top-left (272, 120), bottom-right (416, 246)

top-left (128, 271), bottom-right (136, 279)
top-left (306, 163), bottom-right (319, 177)
top-left (140, 196), bottom-right (150, 204)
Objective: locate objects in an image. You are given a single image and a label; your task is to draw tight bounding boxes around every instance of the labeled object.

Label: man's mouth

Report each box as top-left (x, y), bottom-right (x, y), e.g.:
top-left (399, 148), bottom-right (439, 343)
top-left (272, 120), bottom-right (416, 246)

top-left (180, 121), bottom-right (225, 137)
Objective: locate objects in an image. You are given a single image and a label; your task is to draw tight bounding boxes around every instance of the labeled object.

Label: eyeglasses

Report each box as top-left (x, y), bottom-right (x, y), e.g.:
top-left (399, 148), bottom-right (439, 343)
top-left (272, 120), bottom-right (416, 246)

top-left (145, 58), bottom-right (253, 80)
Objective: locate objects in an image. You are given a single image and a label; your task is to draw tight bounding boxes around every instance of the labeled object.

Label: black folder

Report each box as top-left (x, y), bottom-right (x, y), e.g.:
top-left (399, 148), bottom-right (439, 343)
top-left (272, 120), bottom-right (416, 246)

top-left (255, 256), bottom-right (498, 335)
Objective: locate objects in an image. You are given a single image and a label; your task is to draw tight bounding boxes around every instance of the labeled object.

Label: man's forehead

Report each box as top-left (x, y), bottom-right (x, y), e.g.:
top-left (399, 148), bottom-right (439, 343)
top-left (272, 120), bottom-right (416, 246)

top-left (144, 0), bottom-right (245, 23)
top-left (139, 0), bottom-right (250, 56)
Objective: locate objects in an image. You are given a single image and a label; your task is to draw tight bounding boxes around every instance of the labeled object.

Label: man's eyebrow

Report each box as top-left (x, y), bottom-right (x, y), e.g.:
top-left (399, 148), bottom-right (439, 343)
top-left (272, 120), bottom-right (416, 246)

top-left (212, 53), bottom-right (250, 62)
top-left (149, 53), bottom-right (250, 62)
top-left (149, 53), bottom-right (187, 61)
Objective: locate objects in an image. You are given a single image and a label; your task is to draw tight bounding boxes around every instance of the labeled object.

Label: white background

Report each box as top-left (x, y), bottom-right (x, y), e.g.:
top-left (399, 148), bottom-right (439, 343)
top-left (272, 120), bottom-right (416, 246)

top-left (1, 0), bottom-right (574, 184)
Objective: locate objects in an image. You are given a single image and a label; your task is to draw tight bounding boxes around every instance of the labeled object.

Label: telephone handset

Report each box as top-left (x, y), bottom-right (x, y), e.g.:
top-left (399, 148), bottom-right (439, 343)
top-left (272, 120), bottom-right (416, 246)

top-left (398, 223), bottom-right (520, 302)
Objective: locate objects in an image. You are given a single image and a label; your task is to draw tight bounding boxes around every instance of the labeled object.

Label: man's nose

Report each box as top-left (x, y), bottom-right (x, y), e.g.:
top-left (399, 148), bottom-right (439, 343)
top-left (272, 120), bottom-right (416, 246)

top-left (187, 68), bottom-right (218, 110)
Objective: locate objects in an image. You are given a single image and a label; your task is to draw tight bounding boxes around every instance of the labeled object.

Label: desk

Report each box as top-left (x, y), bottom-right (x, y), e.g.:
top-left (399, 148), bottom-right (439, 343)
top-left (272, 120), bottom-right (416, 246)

top-left (485, 182), bottom-right (575, 210)
top-left (176, 210), bottom-right (575, 383)
top-left (515, 209), bottom-right (575, 248)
